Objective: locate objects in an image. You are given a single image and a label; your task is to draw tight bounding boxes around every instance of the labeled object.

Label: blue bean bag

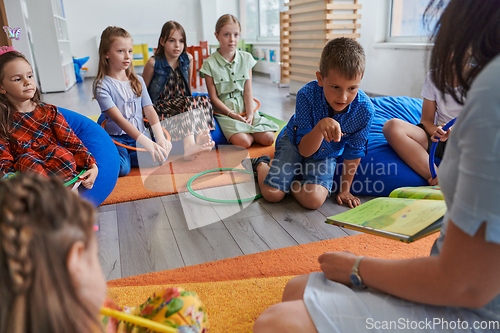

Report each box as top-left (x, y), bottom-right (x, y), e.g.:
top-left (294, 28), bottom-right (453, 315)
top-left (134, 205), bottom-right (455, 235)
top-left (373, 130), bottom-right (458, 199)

top-left (276, 96), bottom-right (429, 197)
top-left (59, 108), bottom-right (119, 206)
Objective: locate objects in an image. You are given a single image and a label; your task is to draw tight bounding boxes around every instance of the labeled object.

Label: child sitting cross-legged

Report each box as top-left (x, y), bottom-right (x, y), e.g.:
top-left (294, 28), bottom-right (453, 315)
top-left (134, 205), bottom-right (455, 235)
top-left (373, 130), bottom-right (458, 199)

top-left (243, 37), bottom-right (374, 210)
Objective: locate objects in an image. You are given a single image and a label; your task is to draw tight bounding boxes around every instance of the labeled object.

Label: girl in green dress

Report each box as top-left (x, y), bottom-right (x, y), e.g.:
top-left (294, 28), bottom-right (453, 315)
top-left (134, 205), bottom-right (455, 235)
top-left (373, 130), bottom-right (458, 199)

top-left (200, 14), bottom-right (279, 149)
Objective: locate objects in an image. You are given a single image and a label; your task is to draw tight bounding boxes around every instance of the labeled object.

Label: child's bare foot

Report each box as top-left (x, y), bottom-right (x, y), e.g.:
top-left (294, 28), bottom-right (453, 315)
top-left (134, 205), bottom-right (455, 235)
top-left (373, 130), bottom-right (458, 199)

top-left (183, 141), bottom-right (215, 161)
top-left (196, 129), bottom-right (212, 145)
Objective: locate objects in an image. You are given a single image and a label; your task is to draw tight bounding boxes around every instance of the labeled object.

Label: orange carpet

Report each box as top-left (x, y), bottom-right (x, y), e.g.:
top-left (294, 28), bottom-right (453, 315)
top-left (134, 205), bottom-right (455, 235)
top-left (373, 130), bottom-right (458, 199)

top-left (107, 233), bottom-right (438, 332)
top-left (101, 115), bottom-right (286, 205)
top-left (109, 233), bottom-right (438, 287)
top-left (107, 276), bottom-right (294, 333)
top-left (101, 145), bottom-right (271, 205)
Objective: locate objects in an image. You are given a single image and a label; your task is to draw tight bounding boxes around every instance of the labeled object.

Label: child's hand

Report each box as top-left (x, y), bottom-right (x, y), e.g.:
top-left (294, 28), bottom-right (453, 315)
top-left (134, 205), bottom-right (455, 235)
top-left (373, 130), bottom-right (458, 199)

top-left (150, 142), bottom-right (169, 163)
top-left (149, 122), bottom-right (171, 161)
top-left (336, 191), bottom-right (361, 208)
top-left (431, 125), bottom-right (452, 142)
top-left (80, 163), bottom-right (98, 189)
top-left (137, 134), bottom-right (169, 163)
top-left (317, 118), bottom-right (342, 142)
top-left (245, 112), bottom-right (254, 125)
top-left (229, 111), bottom-right (247, 123)
top-left (157, 139), bottom-right (172, 158)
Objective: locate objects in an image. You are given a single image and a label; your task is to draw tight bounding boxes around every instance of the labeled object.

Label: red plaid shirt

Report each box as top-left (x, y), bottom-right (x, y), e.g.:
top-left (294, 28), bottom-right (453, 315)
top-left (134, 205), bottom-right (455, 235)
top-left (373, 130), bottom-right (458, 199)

top-left (0, 104), bottom-right (96, 182)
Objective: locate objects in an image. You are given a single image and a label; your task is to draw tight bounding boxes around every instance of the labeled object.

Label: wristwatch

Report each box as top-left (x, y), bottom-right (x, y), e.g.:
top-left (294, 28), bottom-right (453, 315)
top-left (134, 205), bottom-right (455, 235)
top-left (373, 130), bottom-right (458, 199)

top-left (350, 256), bottom-right (366, 289)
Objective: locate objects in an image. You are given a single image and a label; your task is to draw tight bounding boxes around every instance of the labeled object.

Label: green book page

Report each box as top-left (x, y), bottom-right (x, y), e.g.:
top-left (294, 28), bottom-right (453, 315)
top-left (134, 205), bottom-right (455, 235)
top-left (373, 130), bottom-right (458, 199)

top-left (328, 197), bottom-right (446, 237)
top-left (388, 186), bottom-right (444, 200)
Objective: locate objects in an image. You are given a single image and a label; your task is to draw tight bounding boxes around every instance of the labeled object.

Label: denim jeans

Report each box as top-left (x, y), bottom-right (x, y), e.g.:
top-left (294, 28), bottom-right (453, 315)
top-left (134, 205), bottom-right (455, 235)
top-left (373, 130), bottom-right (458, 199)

top-left (264, 132), bottom-right (337, 194)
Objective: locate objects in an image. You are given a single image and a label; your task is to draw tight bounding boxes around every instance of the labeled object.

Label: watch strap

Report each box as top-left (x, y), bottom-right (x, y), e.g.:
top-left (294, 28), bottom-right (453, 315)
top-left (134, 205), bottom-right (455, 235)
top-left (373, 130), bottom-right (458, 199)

top-left (350, 256), bottom-right (366, 289)
top-left (351, 256), bottom-right (364, 274)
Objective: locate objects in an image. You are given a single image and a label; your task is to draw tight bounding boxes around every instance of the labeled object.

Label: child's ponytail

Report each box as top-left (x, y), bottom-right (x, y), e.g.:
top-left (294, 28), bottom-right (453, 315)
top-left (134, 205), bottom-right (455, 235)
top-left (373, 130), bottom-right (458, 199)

top-left (0, 173), bottom-right (99, 333)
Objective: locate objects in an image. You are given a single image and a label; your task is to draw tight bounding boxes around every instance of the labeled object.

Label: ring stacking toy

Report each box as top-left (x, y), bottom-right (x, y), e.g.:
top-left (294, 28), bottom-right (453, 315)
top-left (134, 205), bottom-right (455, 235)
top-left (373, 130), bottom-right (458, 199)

top-left (101, 118), bottom-right (171, 151)
top-left (429, 117), bottom-right (457, 179)
top-left (187, 168), bottom-right (262, 203)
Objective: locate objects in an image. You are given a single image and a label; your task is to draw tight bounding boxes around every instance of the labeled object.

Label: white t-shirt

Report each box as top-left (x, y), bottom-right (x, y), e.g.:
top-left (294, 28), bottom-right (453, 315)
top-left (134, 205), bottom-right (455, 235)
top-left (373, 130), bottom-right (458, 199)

top-left (421, 72), bottom-right (463, 125)
top-left (96, 75), bottom-right (152, 136)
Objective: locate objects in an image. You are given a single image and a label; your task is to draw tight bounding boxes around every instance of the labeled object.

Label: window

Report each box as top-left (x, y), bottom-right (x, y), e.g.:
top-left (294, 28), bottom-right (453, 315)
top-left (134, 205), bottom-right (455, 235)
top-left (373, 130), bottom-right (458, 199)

top-left (387, 0), bottom-right (444, 43)
top-left (243, 0), bottom-right (280, 41)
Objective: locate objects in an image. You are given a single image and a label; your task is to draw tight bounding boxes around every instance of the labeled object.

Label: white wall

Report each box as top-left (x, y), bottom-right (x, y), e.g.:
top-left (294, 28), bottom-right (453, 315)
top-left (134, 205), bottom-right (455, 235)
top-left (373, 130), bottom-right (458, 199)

top-left (4, 0), bottom-right (36, 79)
top-left (6, 0), bottom-right (428, 97)
top-left (290, 0), bottom-right (430, 98)
top-left (357, 0), bottom-right (430, 98)
top-left (200, 0), bottom-right (240, 45)
top-left (64, 0), bottom-right (239, 77)
top-left (252, 42), bottom-right (280, 76)
top-left (64, 0), bottom-right (193, 77)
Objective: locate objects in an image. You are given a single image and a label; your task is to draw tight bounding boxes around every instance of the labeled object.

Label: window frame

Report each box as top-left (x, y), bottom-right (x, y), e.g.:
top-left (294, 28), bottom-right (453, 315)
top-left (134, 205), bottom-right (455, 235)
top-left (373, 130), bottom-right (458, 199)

top-left (241, 0), bottom-right (281, 43)
top-left (385, 0), bottom-right (433, 44)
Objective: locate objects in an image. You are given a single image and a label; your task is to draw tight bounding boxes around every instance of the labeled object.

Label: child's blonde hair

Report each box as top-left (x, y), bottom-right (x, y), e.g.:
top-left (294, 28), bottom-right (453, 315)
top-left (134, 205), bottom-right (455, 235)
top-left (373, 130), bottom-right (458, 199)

top-left (0, 51), bottom-right (42, 141)
top-left (93, 26), bottom-right (142, 99)
top-left (319, 37), bottom-right (365, 80)
top-left (154, 21), bottom-right (187, 57)
top-left (0, 173), bottom-right (98, 333)
top-left (215, 14), bottom-right (241, 34)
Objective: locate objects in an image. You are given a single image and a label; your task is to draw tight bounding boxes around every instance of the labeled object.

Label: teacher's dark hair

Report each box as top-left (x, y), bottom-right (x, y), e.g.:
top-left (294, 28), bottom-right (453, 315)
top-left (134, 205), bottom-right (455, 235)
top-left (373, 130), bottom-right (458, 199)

top-left (425, 0), bottom-right (500, 104)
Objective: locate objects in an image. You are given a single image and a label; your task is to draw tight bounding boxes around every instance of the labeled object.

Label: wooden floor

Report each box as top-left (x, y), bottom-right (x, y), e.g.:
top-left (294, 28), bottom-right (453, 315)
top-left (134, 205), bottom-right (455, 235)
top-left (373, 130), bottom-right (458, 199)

top-left (44, 73), bottom-right (373, 281)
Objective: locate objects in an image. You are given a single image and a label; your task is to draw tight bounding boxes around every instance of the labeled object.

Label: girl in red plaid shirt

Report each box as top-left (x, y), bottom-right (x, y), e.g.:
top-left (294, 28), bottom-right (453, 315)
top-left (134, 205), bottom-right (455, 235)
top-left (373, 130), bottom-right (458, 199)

top-left (0, 51), bottom-right (98, 188)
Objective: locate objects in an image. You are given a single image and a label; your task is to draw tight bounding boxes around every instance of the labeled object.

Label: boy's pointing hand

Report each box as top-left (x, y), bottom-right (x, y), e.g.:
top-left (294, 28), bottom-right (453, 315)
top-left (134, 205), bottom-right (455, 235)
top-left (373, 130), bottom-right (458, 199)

top-left (318, 118), bottom-right (342, 142)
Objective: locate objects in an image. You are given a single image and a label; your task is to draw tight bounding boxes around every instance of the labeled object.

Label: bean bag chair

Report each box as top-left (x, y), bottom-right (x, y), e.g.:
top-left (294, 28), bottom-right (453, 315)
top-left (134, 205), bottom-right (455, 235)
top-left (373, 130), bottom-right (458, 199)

top-left (276, 96), bottom-right (429, 197)
top-left (59, 107), bottom-right (119, 206)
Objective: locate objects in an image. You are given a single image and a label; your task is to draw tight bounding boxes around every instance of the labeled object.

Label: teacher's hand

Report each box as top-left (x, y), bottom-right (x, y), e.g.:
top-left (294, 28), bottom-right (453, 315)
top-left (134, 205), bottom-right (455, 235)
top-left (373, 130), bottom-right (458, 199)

top-left (318, 251), bottom-right (359, 285)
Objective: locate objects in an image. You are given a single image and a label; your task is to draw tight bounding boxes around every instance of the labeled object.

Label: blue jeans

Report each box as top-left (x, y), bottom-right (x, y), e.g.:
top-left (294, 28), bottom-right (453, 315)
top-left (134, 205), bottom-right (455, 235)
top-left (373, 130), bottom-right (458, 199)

top-left (111, 133), bottom-right (163, 177)
top-left (263, 132), bottom-right (337, 194)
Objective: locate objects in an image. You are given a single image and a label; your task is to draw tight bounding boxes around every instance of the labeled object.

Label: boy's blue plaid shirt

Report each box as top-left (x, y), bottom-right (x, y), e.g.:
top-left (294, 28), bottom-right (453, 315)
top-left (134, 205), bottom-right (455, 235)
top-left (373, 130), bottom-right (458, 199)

top-left (286, 81), bottom-right (375, 160)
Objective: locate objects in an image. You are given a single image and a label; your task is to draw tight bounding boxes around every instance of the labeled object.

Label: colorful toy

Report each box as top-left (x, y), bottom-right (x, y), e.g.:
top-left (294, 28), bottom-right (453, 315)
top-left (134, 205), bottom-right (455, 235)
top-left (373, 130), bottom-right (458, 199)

top-left (100, 307), bottom-right (177, 333)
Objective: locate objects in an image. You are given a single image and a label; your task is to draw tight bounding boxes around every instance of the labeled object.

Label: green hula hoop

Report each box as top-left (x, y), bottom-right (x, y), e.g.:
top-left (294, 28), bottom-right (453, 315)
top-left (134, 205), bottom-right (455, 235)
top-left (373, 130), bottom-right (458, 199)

top-left (187, 168), bottom-right (262, 203)
top-left (64, 169), bottom-right (87, 187)
top-left (2, 170), bottom-right (86, 187)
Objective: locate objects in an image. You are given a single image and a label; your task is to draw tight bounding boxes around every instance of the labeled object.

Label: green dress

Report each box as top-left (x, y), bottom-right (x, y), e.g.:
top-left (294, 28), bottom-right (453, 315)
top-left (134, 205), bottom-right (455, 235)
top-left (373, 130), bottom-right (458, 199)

top-left (200, 49), bottom-right (279, 141)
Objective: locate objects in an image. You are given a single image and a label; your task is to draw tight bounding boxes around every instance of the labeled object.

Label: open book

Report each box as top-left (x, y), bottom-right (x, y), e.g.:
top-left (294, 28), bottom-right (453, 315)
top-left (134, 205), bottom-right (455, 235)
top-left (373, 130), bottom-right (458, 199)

top-left (326, 186), bottom-right (445, 243)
